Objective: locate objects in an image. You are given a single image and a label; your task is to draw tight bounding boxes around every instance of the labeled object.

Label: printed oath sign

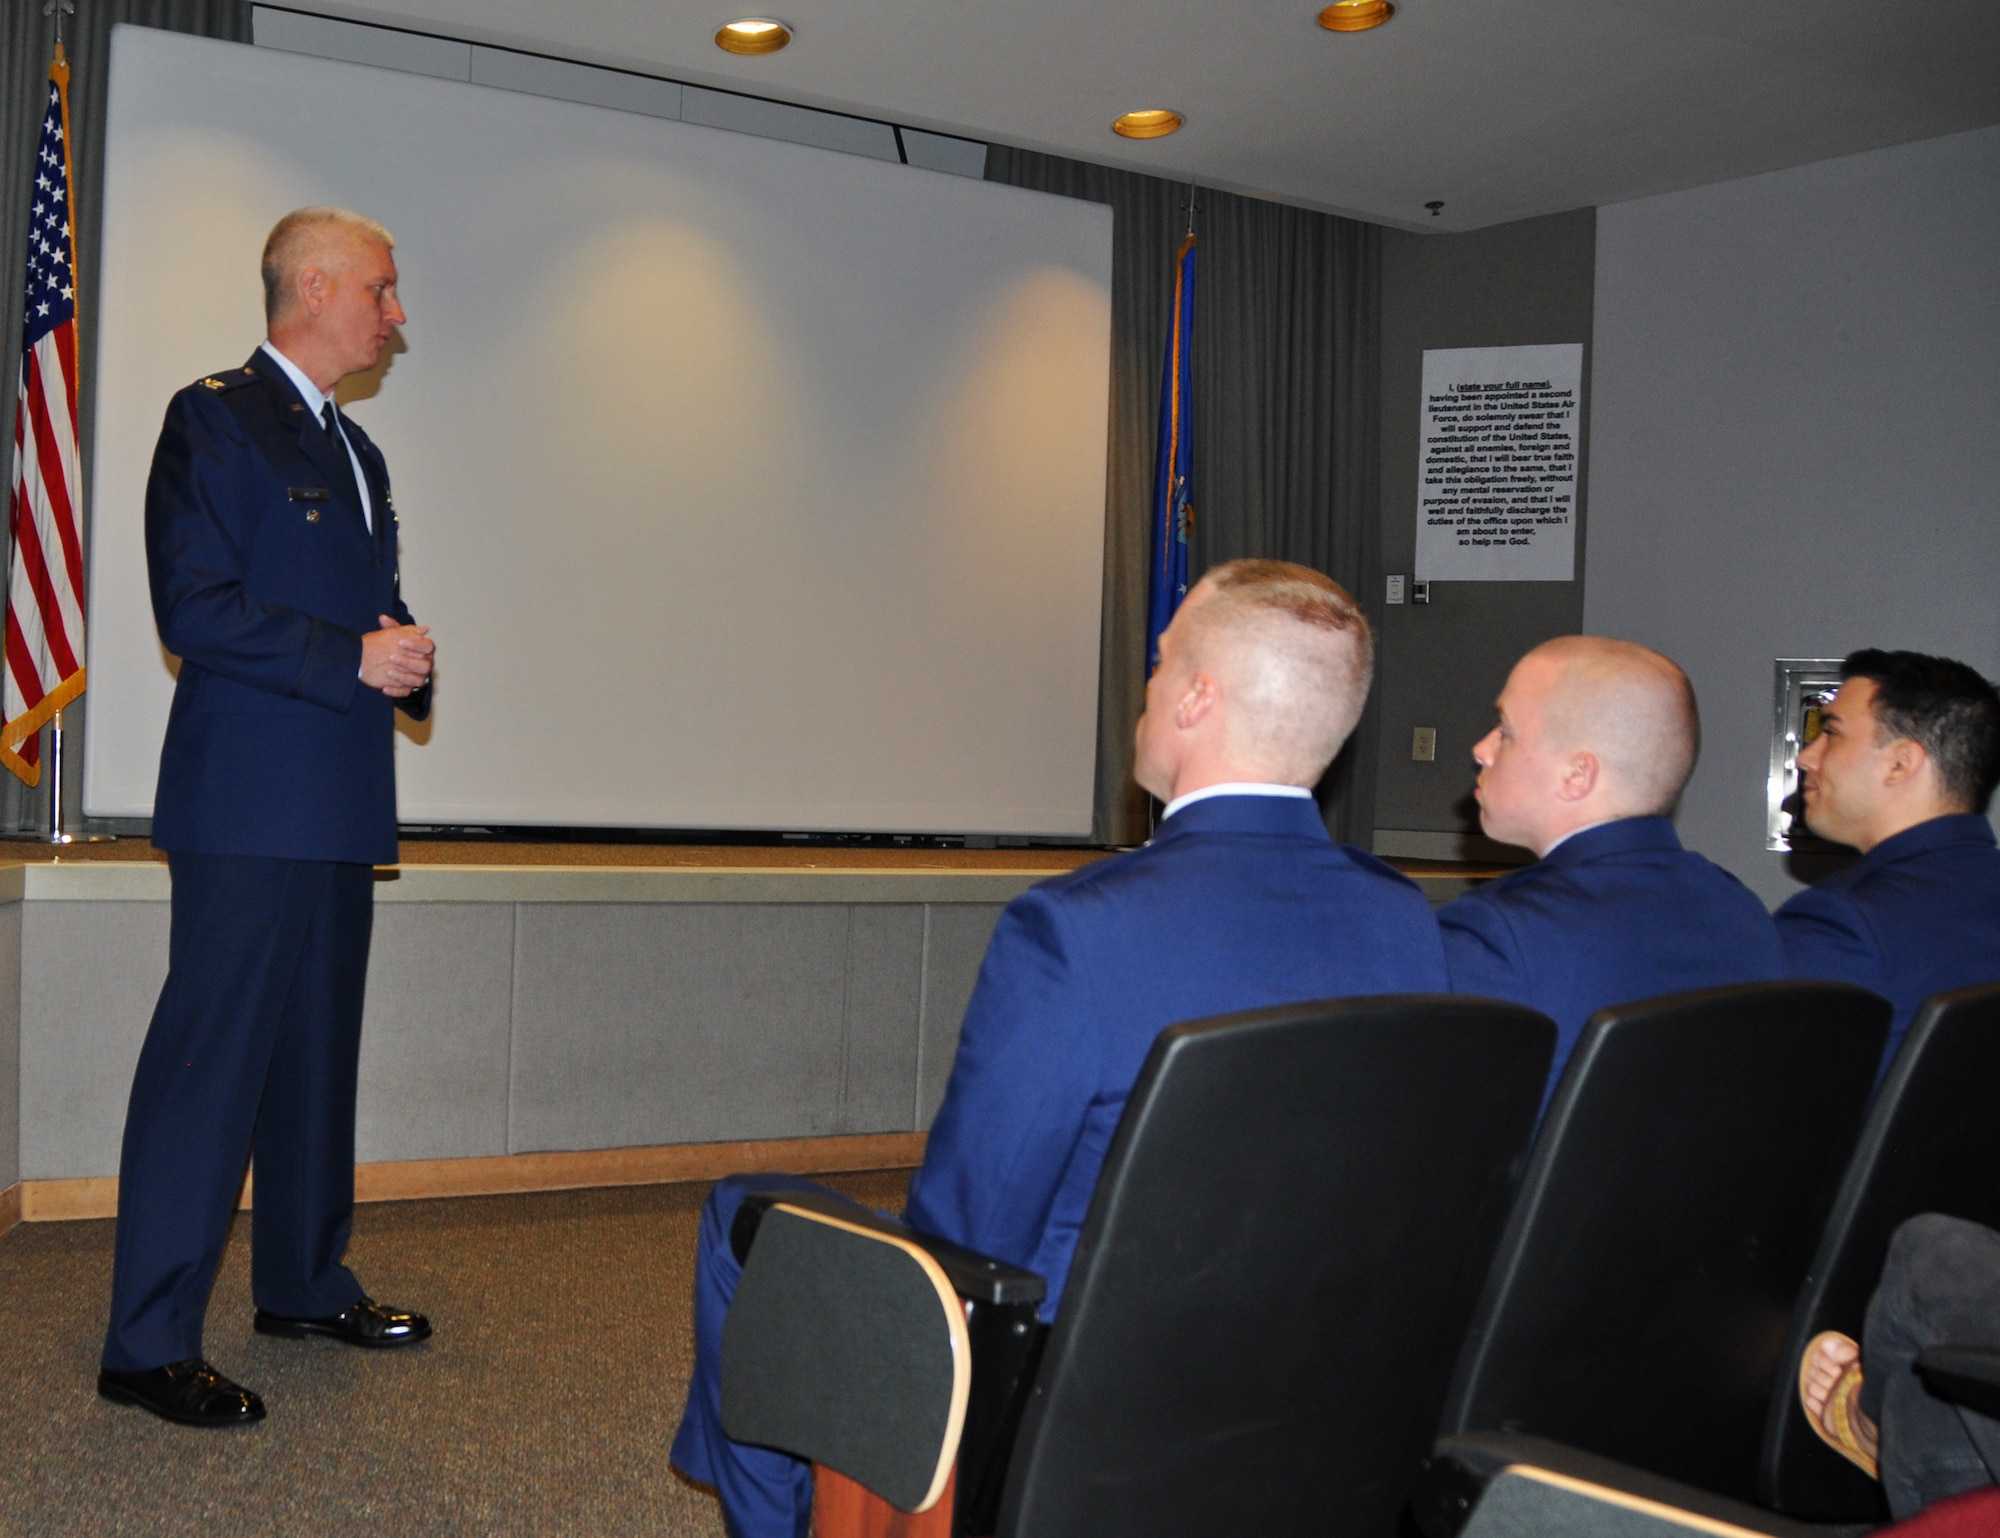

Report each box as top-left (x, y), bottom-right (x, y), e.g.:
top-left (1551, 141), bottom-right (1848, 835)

top-left (1415, 343), bottom-right (1583, 582)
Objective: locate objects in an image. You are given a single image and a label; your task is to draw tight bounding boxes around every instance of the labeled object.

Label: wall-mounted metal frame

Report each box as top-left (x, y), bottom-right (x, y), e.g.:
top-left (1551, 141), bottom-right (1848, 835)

top-left (1768, 659), bottom-right (1846, 851)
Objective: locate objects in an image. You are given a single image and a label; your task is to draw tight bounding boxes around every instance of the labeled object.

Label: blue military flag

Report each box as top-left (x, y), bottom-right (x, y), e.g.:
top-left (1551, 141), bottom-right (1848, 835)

top-left (1146, 233), bottom-right (1196, 675)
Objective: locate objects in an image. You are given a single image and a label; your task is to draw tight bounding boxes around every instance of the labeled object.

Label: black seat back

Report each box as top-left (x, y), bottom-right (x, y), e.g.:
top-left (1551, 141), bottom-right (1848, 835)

top-left (994, 995), bottom-right (1555, 1538)
top-left (1437, 982), bottom-right (1889, 1506)
top-left (1759, 982), bottom-right (2000, 1520)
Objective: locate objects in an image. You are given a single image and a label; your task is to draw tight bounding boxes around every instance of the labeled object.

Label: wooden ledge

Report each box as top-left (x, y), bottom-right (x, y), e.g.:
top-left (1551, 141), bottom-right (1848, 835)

top-left (10, 1132), bottom-right (927, 1224)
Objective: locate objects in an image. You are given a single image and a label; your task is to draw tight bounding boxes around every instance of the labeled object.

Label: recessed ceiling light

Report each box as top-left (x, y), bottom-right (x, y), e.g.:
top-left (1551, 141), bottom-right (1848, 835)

top-left (1112, 110), bottom-right (1183, 140)
top-left (715, 18), bottom-right (792, 55)
top-left (1318, 1), bottom-right (1395, 32)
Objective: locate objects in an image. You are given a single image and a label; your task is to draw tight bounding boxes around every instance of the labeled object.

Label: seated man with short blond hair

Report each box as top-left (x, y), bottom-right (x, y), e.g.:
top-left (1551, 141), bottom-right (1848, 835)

top-left (1439, 636), bottom-right (1784, 1104)
top-left (670, 560), bottom-right (1448, 1538)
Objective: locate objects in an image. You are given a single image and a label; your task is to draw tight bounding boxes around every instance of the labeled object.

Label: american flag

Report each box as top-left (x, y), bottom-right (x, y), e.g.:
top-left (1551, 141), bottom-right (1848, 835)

top-left (2, 45), bottom-right (87, 785)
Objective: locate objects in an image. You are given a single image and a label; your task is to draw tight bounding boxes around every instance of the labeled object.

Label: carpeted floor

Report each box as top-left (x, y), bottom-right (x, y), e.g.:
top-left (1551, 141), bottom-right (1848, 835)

top-left (0, 1170), bottom-right (912, 1536)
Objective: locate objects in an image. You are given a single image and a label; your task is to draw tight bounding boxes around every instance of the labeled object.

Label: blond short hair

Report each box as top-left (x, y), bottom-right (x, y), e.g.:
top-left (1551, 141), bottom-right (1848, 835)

top-left (1179, 559), bottom-right (1375, 784)
top-left (260, 206), bottom-right (395, 322)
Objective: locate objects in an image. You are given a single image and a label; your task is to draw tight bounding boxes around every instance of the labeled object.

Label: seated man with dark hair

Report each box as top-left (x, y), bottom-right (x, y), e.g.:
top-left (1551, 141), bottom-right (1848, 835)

top-left (1438, 636), bottom-right (1785, 1102)
top-left (669, 560), bottom-right (1449, 1538)
top-left (1778, 650), bottom-right (2000, 1067)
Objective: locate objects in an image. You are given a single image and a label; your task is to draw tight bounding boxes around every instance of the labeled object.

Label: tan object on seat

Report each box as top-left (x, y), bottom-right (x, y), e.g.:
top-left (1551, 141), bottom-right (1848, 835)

top-left (1797, 1332), bottom-right (1877, 1481)
top-left (813, 1461), bottom-right (956, 1538)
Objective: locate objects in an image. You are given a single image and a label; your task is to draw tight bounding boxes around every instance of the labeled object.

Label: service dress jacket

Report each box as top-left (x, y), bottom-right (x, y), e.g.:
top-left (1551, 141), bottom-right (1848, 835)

top-left (1438, 817), bottom-right (1786, 1101)
top-left (145, 350), bottom-right (428, 865)
top-left (1776, 812), bottom-right (2000, 1066)
top-left (902, 793), bottom-right (1449, 1319)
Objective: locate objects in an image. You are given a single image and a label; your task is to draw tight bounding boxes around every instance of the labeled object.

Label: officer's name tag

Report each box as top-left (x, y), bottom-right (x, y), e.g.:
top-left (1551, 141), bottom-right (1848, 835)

top-left (287, 487), bottom-right (330, 503)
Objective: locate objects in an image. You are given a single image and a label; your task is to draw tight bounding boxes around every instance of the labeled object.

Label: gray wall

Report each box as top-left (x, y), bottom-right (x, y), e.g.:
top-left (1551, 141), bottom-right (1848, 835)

top-left (0, 904), bottom-right (16, 1192)
top-left (1371, 209), bottom-right (1598, 856)
top-left (1584, 125), bottom-right (2000, 905)
top-left (13, 886), bottom-right (1007, 1183)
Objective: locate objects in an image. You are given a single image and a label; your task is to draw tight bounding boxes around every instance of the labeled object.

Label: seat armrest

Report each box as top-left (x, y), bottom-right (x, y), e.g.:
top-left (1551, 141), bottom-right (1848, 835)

top-left (1917, 1346), bottom-right (2000, 1420)
top-left (731, 1189), bottom-right (1046, 1307)
top-left (1415, 1432), bottom-right (1846, 1538)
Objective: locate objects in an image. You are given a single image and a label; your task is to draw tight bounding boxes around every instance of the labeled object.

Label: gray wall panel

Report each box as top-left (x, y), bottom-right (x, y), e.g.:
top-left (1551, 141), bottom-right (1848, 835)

top-left (916, 902), bottom-right (1005, 1128)
top-left (1372, 210), bottom-right (1597, 844)
top-left (509, 903), bottom-right (857, 1151)
top-left (355, 903), bottom-right (515, 1163)
top-left (838, 906), bottom-right (925, 1134)
top-left (0, 905), bottom-right (18, 1190)
top-left (468, 46), bottom-right (683, 119)
top-left (680, 86), bottom-right (900, 161)
top-left (1585, 126), bottom-right (2000, 904)
top-left (251, 7), bottom-right (472, 80)
top-left (19, 901), bottom-right (167, 1180)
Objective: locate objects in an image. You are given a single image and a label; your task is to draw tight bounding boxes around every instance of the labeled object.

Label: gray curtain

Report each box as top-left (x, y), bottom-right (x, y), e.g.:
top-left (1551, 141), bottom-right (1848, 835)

top-left (987, 147), bottom-right (1383, 849)
top-left (0, 0), bottom-right (251, 834)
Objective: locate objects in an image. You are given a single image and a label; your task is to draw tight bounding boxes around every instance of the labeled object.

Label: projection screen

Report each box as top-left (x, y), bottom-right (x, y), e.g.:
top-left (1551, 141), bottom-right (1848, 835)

top-left (84, 28), bottom-right (1111, 836)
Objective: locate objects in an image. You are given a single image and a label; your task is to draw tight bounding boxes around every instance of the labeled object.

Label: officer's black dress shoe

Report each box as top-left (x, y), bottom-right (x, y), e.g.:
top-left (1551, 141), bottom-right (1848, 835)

top-left (98, 1359), bottom-right (266, 1426)
top-left (254, 1295), bottom-right (432, 1348)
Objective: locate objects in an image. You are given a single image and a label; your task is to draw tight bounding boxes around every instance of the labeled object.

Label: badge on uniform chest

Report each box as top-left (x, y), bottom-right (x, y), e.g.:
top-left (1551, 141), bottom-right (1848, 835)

top-left (289, 486), bottom-right (331, 523)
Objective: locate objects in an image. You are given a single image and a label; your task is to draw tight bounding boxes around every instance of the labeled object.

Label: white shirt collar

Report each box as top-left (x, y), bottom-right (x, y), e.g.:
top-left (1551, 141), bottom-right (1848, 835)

top-left (1161, 782), bottom-right (1313, 822)
top-left (260, 340), bottom-right (331, 416)
top-left (1539, 818), bottom-right (1618, 857)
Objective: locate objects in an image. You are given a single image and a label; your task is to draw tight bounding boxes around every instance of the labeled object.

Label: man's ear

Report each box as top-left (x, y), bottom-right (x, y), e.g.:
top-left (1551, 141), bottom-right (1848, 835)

top-left (1175, 670), bottom-right (1217, 730)
top-left (296, 265), bottom-right (328, 317)
top-left (1556, 749), bottom-right (1600, 803)
top-left (1882, 737), bottom-right (1929, 789)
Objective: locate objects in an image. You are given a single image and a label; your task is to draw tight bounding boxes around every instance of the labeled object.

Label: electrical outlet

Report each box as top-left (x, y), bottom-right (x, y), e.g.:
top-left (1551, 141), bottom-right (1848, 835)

top-left (1411, 727), bottom-right (1437, 762)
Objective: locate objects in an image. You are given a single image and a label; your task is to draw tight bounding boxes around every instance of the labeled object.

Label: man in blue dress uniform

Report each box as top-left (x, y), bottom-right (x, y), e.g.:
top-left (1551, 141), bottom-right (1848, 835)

top-left (98, 208), bottom-right (438, 1427)
top-left (670, 560), bottom-right (1450, 1538)
top-left (1776, 649), bottom-right (2000, 1069)
top-left (1439, 636), bottom-right (1784, 1105)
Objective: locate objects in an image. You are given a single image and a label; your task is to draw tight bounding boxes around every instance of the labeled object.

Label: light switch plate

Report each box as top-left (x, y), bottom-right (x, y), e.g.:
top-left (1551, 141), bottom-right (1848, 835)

top-left (1411, 727), bottom-right (1437, 762)
top-left (1386, 575), bottom-right (1406, 605)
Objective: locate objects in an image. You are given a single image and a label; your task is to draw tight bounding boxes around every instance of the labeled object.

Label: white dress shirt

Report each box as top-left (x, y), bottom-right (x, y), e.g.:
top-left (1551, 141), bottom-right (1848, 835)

top-left (260, 341), bottom-right (373, 533)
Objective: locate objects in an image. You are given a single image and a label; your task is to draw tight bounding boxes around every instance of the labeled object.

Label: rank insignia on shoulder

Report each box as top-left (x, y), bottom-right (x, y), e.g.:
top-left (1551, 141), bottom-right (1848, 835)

top-left (199, 377), bottom-right (226, 391)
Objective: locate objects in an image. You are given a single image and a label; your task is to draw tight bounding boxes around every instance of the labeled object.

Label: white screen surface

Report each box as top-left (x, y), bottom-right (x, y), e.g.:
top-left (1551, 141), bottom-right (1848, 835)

top-left (85, 28), bottom-right (1111, 835)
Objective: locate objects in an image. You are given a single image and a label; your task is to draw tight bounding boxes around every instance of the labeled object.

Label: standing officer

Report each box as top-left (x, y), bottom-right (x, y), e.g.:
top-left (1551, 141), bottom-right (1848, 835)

top-left (98, 207), bottom-right (437, 1426)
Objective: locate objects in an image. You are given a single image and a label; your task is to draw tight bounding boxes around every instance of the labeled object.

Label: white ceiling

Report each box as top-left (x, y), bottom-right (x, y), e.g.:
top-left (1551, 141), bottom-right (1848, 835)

top-left (291, 0), bottom-right (1999, 231)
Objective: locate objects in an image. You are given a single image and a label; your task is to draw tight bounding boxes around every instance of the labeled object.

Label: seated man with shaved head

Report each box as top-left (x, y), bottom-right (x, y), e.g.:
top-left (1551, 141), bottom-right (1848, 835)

top-left (1439, 636), bottom-right (1784, 1102)
top-left (671, 560), bottom-right (1448, 1538)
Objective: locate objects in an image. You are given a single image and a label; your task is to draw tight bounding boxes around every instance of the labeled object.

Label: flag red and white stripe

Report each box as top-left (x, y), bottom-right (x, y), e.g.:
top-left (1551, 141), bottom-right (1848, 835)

top-left (3, 43), bottom-right (87, 785)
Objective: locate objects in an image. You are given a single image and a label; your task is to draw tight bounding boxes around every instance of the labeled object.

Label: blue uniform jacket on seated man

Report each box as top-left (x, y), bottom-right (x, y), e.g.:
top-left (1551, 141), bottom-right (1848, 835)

top-left (102, 349), bottom-right (428, 1374)
top-left (671, 792), bottom-right (1449, 1538)
top-left (1776, 813), bottom-right (2000, 1069)
top-left (1438, 817), bottom-right (1785, 1106)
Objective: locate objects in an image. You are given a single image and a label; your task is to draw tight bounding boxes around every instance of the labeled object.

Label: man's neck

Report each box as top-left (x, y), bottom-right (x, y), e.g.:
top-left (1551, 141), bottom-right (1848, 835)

top-left (1852, 800), bottom-right (1966, 855)
top-left (264, 329), bottom-right (342, 395)
top-left (1537, 816), bottom-right (1624, 858)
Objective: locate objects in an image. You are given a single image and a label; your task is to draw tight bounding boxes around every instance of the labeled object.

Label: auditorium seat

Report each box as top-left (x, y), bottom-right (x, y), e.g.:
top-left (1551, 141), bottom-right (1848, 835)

top-left (722, 994), bottom-right (1555, 1537)
top-left (1415, 981), bottom-right (1890, 1536)
top-left (1759, 982), bottom-right (2000, 1521)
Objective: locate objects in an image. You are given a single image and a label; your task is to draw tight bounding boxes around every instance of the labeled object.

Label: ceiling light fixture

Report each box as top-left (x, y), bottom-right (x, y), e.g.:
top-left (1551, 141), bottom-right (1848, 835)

top-left (715, 18), bottom-right (792, 55)
top-left (1317, 1), bottom-right (1395, 33)
top-left (1112, 110), bottom-right (1183, 140)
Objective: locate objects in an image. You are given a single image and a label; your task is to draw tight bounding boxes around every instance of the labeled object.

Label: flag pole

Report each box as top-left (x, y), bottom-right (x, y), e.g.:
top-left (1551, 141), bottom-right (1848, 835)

top-left (3, 2), bottom-right (109, 843)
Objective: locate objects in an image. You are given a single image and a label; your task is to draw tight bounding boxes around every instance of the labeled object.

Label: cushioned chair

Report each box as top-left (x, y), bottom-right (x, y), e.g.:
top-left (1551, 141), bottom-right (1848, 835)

top-left (1759, 983), bottom-right (2000, 1521)
top-left (725, 993), bottom-right (1555, 1537)
top-left (1417, 980), bottom-right (1891, 1535)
